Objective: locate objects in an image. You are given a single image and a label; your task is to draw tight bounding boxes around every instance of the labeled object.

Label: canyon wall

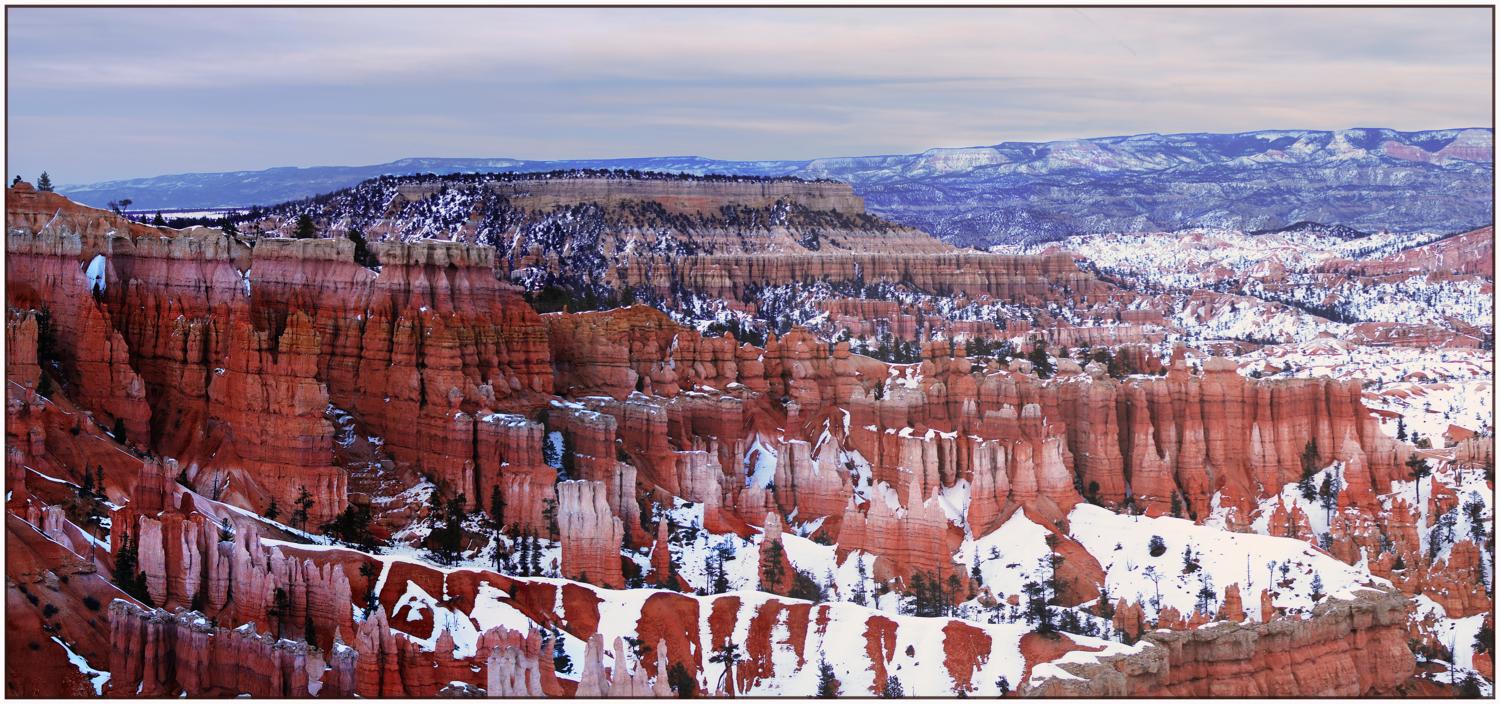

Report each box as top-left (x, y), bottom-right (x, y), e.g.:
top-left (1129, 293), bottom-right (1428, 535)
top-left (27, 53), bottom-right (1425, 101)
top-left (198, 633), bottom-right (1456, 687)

top-left (477, 178), bottom-right (868, 215)
top-left (1022, 587), bottom-right (1416, 697)
top-left (6, 185), bottom-right (553, 529)
top-left (607, 251), bottom-right (1105, 301)
top-left (5, 187), bottom-right (1418, 576)
top-left (7, 185), bottom-right (1472, 698)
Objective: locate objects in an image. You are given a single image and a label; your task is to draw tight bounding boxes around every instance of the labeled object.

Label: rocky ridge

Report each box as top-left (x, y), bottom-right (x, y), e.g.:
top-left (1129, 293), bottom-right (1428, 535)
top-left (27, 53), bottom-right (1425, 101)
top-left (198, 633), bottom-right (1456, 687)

top-left (5, 182), bottom-right (1492, 697)
top-left (57, 128), bottom-right (1494, 246)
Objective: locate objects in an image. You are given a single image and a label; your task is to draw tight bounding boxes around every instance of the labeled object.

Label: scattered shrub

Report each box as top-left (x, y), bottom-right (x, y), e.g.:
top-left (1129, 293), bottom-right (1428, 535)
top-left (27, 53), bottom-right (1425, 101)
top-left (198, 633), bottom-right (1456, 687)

top-left (667, 661), bottom-right (696, 698)
top-left (1148, 535), bottom-right (1167, 557)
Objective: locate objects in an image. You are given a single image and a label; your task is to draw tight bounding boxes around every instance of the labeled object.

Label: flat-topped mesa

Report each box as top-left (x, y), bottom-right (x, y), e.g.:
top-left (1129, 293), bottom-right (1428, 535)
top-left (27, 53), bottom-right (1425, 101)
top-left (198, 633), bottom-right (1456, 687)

top-left (615, 251), bottom-right (1105, 302)
top-left (470, 177), bottom-right (868, 215)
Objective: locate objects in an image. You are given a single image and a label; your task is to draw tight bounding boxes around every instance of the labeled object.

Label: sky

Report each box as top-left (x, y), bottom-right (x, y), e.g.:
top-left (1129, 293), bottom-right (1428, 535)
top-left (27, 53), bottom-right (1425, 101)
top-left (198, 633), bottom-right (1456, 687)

top-left (6, 6), bottom-right (1493, 186)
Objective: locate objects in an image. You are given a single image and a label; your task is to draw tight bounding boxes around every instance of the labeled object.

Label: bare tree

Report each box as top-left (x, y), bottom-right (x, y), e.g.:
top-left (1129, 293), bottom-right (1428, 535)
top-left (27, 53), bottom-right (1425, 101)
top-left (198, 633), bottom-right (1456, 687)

top-left (1143, 566), bottom-right (1163, 613)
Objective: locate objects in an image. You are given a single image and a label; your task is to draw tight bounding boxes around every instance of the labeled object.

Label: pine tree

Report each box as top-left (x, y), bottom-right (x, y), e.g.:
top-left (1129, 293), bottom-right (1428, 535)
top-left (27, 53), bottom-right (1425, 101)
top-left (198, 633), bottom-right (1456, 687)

top-left (1027, 341), bottom-right (1054, 378)
top-left (704, 551), bottom-right (721, 594)
top-left (264, 498), bottom-right (281, 521)
top-left (815, 656), bottom-right (840, 697)
top-left (268, 586), bottom-right (291, 638)
top-left (293, 213), bottom-right (319, 239)
top-left (1170, 492), bottom-right (1182, 518)
top-left (10, 175), bottom-right (20, 187)
top-left (488, 483), bottom-right (506, 528)
top-left (761, 540), bottom-right (786, 590)
top-left (1406, 453), bottom-right (1432, 509)
top-left (113, 533), bottom-right (154, 606)
top-left (1318, 471), bottom-right (1341, 524)
top-left (1107, 349), bottom-right (1137, 378)
top-left (667, 661), bottom-right (696, 698)
top-left (1195, 575), bottom-right (1216, 615)
top-left (323, 504), bottom-right (377, 551)
top-left (542, 432), bottom-right (562, 468)
top-left (80, 465), bottom-right (95, 497)
top-left (907, 571), bottom-right (928, 616)
top-left (304, 613), bottom-right (318, 646)
top-left (292, 485), bottom-right (315, 530)
top-left (1298, 438), bottom-right (1321, 500)
top-left (880, 674), bottom-right (904, 698)
top-left (542, 497), bottom-right (559, 540)
top-left (709, 642), bottom-right (742, 697)
top-left (527, 531), bottom-right (542, 577)
top-left (852, 554), bottom-right (869, 606)
top-left (346, 227), bottom-right (378, 268)
top-left (152, 212), bottom-right (166, 227)
top-left (1148, 535), bottom-right (1167, 557)
top-left (427, 492), bottom-right (466, 565)
top-left (550, 624), bottom-right (574, 673)
top-left (561, 432), bottom-right (577, 478)
top-left (358, 562), bottom-right (380, 617)
top-left (36, 172), bottom-right (52, 192)
top-left (1396, 417), bottom-right (1408, 442)
top-left (1458, 673), bottom-right (1482, 697)
top-left (514, 532), bottom-right (529, 576)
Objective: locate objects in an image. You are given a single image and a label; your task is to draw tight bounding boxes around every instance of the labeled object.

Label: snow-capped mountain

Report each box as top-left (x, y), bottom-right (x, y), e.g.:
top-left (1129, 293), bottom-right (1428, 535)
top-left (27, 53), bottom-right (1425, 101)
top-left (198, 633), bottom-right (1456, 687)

top-left (56, 128), bottom-right (1492, 245)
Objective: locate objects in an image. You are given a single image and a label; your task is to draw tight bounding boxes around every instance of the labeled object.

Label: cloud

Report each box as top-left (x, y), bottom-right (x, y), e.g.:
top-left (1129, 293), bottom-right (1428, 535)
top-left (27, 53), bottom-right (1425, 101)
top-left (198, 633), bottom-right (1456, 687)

top-left (6, 7), bottom-right (1491, 184)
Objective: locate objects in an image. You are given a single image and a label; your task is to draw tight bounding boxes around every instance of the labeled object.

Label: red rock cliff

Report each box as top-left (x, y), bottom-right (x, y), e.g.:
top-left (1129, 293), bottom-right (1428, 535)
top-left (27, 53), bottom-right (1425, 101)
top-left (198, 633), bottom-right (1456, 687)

top-left (1022, 587), bottom-right (1415, 697)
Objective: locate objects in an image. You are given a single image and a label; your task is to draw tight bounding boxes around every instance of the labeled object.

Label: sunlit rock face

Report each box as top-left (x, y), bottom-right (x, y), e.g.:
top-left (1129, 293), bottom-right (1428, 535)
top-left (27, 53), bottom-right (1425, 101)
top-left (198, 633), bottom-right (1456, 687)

top-left (6, 181), bottom-right (1489, 698)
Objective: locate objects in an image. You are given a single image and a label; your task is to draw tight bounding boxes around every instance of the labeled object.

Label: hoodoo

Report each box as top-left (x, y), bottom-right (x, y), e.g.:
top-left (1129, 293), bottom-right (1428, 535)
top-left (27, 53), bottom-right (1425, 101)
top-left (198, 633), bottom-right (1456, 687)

top-left (5, 172), bottom-right (1491, 698)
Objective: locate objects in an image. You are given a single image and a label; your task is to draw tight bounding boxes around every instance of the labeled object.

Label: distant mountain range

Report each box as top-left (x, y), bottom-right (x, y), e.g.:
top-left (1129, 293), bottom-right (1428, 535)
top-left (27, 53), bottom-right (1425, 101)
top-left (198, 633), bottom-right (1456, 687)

top-left (57, 128), bottom-right (1493, 245)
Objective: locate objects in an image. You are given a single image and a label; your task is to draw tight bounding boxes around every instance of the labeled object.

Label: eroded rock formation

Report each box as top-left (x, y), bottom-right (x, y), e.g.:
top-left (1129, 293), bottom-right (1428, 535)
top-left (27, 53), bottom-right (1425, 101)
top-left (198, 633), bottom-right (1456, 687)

top-left (1022, 587), bottom-right (1415, 697)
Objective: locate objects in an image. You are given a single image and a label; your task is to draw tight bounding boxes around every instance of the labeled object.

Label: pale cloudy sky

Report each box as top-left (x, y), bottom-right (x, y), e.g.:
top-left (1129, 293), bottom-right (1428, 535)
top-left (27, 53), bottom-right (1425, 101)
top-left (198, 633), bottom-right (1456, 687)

top-left (6, 6), bottom-right (1493, 185)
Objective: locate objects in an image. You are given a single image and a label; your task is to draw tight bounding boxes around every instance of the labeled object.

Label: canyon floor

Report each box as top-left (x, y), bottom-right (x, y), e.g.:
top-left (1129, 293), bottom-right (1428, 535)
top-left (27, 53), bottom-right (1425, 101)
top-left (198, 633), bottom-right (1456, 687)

top-left (5, 174), bottom-right (1493, 698)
